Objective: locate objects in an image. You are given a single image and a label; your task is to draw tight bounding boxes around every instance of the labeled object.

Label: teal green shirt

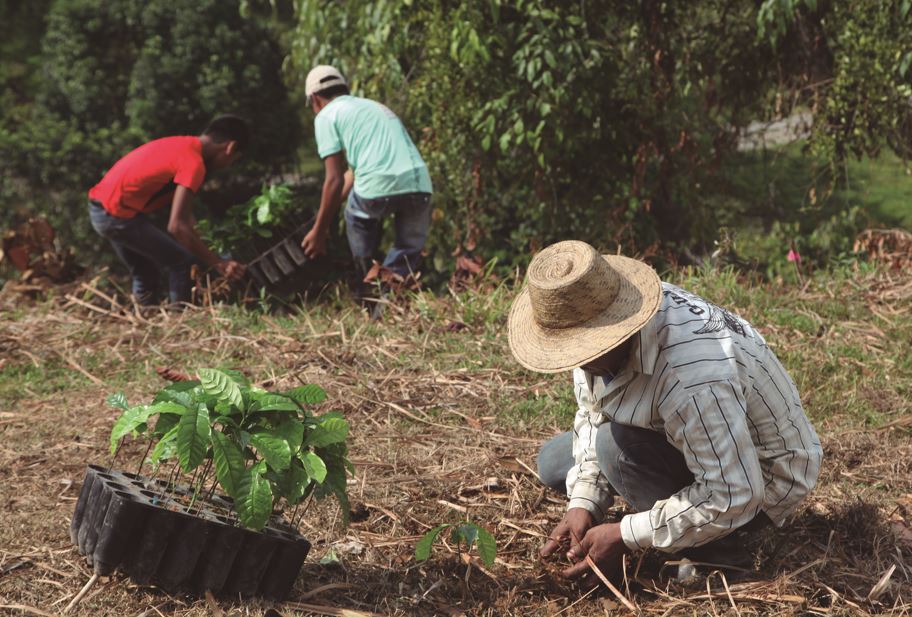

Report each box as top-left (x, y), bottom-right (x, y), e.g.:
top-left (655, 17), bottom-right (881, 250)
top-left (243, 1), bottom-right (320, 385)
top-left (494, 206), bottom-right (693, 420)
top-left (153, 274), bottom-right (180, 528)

top-left (314, 95), bottom-right (433, 199)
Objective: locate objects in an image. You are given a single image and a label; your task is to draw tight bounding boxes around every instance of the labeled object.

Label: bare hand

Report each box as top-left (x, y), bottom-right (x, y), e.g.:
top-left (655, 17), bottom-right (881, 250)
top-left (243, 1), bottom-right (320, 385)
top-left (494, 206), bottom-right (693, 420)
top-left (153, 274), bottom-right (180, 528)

top-left (214, 259), bottom-right (246, 281)
top-left (562, 522), bottom-right (630, 585)
top-left (301, 227), bottom-right (328, 258)
top-left (541, 508), bottom-right (594, 561)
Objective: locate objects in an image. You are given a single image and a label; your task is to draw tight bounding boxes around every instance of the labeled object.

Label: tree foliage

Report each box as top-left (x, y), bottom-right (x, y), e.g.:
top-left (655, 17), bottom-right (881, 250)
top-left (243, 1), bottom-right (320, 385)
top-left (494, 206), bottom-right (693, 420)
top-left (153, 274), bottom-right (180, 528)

top-left (1, 0), bottom-right (299, 261)
top-left (289, 1), bottom-right (785, 264)
top-left (288, 0), bottom-right (912, 268)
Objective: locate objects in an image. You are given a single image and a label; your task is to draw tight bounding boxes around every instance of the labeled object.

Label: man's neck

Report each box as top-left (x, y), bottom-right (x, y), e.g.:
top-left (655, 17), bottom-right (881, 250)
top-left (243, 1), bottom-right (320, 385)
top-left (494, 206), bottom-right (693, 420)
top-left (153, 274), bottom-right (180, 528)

top-left (581, 339), bottom-right (632, 376)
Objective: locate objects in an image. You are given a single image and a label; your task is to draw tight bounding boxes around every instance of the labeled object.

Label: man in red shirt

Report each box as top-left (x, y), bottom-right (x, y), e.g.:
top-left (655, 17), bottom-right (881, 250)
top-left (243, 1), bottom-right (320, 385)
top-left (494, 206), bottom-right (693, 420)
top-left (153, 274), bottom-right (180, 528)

top-left (88, 115), bottom-right (249, 305)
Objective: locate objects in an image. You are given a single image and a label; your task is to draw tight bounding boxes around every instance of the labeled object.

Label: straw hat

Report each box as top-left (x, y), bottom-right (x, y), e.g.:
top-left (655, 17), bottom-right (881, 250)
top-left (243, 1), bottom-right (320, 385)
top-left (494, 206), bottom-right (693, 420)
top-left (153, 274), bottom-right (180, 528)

top-left (508, 241), bottom-right (662, 373)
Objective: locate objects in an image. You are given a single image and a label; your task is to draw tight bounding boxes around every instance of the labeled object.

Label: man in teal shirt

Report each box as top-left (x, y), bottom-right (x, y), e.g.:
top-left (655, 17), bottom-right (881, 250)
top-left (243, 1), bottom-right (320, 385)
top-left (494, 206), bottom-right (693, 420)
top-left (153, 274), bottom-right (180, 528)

top-left (300, 65), bottom-right (433, 292)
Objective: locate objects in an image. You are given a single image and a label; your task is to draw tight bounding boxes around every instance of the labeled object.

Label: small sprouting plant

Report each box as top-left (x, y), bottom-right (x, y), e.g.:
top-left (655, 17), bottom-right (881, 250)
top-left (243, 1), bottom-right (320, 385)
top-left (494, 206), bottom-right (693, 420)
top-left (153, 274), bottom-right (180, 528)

top-left (198, 183), bottom-right (299, 255)
top-left (107, 368), bottom-right (352, 531)
top-left (415, 520), bottom-right (496, 568)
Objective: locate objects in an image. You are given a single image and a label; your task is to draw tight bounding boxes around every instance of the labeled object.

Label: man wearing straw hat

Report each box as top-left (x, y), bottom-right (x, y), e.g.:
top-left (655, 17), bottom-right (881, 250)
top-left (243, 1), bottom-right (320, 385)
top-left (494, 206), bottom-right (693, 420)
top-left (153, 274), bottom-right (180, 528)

top-left (508, 240), bottom-right (822, 585)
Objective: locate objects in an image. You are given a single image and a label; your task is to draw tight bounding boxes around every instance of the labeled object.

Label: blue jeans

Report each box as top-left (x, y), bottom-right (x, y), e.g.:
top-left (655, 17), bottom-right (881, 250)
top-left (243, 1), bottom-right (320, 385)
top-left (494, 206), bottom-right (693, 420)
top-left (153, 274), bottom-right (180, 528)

top-left (344, 191), bottom-right (432, 278)
top-left (537, 423), bottom-right (770, 560)
top-left (89, 201), bottom-right (197, 305)
top-left (537, 423), bottom-right (694, 512)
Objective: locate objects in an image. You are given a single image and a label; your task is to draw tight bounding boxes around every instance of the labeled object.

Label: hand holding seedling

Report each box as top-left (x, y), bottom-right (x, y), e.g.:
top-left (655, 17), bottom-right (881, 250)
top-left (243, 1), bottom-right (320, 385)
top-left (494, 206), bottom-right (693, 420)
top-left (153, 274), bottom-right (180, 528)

top-left (540, 507), bottom-right (594, 562)
top-left (562, 522), bottom-right (629, 586)
top-left (542, 509), bottom-right (629, 586)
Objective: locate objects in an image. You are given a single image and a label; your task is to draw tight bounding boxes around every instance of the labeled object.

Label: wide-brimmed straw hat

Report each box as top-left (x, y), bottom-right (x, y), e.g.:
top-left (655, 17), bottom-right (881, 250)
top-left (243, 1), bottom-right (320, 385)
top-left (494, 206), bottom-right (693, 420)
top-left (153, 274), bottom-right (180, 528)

top-left (508, 240), bottom-right (662, 373)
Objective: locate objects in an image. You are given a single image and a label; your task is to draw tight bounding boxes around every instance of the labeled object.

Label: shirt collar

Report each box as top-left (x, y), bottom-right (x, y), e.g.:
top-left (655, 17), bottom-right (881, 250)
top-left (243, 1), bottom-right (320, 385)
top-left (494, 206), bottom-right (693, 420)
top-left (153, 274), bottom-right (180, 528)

top-left (627, 317), bottom-right (659, 376)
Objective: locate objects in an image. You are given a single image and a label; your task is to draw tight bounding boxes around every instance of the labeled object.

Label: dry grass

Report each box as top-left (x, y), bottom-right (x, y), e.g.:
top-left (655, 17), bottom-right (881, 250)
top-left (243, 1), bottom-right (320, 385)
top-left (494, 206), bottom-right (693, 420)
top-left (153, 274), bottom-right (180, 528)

top-left (0, 265), bottom-right (911, 616)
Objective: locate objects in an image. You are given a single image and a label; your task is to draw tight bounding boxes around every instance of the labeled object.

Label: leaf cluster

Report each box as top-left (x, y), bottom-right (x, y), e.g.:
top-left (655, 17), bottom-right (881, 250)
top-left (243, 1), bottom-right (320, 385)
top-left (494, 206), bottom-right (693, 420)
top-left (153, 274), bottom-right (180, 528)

top-left (108, 369), bottom-right (352, 531)
top-left (196, 183), bottom-right (299, 256)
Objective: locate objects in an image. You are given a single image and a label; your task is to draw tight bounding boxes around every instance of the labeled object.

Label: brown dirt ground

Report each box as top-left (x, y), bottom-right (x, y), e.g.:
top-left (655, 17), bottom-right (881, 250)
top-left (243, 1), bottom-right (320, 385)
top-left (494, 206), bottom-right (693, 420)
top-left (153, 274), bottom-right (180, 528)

top-left (1, 277), bottom-right (911, 616)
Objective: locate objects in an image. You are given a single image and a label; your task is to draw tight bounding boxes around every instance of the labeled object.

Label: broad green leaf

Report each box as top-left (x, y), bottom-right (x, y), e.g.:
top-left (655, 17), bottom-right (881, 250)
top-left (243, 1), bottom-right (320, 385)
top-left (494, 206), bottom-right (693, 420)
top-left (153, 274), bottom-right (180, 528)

top-left (211, 431), bottom-right (247, 498)
top-left (153, 412), bottom-right (179, 437)
top-left (152, 380), bottom-right (199, 406)
top-left (221, 369), bottom-right (251, 387)
top-left (284, 384), bottom-right (327, 405)
top-left (110, 403), bottom-right (182, 453)
top-left (237, 465), bottom-right (273, 530)
top-left (150, 425), bottom-right (179, 465)
top-left (110, 406), bottom-right (150, 453)
top-left (198, 368), bottom-right (244, 409)
top-left (249, 393), bottom-right (300, 413)
top-left (273, 418), bottom-right (305, 453)
top-left (475, 525), bottom-right (497, 567)
top-left (250, 431), bottom-right (292, 471)
top-left (177, 403), bottom-right (211, 472)
top-left (415, 524), bottom-right (451, 562)
top-left (305, 417), bottom-right (349, 447)
top-left (106, 392), bottom-right (128, 410)
top-left (266, 460), bottom-right (309, 504)
top-left (299, 451), bottom-right (327, 483)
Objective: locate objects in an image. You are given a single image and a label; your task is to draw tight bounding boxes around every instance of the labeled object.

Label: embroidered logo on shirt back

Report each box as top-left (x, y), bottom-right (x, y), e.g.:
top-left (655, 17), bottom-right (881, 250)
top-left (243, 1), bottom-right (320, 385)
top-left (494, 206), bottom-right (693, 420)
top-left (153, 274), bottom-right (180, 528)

top-left (663, 288), bottom-right (746, 336)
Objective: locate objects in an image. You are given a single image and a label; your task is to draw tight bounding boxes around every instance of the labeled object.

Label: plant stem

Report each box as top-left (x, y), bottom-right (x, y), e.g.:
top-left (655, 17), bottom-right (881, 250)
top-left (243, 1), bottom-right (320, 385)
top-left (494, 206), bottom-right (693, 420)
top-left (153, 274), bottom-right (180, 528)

top-left (187, 459), bottom-right (212, 512)
top-left (135, 439), bottom-right (154, 476)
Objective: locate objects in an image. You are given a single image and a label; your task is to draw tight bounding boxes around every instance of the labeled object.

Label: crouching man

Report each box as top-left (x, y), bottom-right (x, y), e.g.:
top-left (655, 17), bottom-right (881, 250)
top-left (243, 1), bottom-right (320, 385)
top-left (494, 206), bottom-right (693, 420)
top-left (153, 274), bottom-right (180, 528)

top-left (507, 240), bottom-right (822, 585)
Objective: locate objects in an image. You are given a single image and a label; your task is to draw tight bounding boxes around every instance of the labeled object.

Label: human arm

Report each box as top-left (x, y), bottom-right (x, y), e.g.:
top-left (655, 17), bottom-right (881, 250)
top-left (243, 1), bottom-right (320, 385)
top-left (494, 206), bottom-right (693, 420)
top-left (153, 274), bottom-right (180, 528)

top-left (564, 369), bottom-right (615, 521)
top-left (301, 152), bottom-right (346, 258)
top-left (166, 184), bottom-right (245, 280)
top-left (619, 383), bottom-right (765, 552)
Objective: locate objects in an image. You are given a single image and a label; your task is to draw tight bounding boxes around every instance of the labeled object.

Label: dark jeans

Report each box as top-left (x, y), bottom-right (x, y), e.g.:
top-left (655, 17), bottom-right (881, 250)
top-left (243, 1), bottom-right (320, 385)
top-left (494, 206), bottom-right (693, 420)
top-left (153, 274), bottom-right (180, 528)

top-left (538, 423), bottom-right (769, 560)
top-left (344, 190), bottom-right (432, 278)
top-left (89, 201), bottom-right (197, 305)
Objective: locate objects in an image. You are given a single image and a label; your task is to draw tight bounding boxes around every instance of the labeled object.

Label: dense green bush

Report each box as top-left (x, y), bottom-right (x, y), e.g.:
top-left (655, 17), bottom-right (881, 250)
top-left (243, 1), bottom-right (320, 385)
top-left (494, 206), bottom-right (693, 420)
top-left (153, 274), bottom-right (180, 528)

top-left (0, 0), bottom-right (299, 263)
top-left (289, 1), bottom-right (786, 271)
top-left (289, 0), bottom-right (911, 276)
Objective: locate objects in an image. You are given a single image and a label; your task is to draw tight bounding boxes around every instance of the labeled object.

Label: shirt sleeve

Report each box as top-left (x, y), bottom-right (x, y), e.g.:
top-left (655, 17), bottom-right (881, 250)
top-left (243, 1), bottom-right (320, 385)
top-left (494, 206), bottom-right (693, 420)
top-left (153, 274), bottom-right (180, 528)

top-left (565, 370), bottom-right (615, 522)
top-left (620, 382), bottom-right (765, 552)
top-left (314, 114), bottom-right (343, 159)
top-left (173, 154), bottom-right (206, 193)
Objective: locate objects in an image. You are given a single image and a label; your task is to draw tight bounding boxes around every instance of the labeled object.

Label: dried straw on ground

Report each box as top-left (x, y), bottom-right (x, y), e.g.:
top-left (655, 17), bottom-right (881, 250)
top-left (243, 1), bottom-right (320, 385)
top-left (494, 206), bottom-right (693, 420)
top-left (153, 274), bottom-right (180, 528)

top-left (0, 268), bottom-right (910, 616)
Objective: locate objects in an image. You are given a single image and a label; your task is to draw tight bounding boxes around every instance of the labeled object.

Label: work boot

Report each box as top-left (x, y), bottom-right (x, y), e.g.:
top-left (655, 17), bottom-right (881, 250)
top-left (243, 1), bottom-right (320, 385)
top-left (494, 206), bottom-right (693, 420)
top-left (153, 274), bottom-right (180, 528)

top-left (675, 533), bottom-right (754, 584)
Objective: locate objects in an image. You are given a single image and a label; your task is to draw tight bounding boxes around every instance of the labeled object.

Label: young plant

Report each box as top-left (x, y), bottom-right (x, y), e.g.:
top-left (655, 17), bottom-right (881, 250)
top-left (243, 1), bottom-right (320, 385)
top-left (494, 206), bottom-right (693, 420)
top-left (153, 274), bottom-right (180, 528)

top-left (107, 368), bottom-right (353, 531)
top-left (415, 520), bottom-right (496, 568)
top-left (198, 183), bottom-right (300, 255)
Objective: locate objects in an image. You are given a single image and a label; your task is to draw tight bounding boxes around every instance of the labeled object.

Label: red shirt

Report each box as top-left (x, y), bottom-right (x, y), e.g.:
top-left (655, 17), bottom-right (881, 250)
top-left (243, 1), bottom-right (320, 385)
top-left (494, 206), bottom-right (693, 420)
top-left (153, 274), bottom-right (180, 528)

top-left (88, 136), bottom-right (207, 218)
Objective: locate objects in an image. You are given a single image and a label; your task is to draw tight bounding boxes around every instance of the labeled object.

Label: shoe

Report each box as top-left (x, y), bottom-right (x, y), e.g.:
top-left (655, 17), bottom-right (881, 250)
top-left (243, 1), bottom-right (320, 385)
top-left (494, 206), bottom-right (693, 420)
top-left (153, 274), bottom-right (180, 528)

top-left (675, 534), bottom-right (754, 583)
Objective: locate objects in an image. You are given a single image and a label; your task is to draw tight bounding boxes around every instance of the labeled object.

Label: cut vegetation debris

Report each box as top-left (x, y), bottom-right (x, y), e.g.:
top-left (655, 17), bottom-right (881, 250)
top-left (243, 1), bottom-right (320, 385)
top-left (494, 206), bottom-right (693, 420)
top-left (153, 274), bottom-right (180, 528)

top-left (1, 264), bottom-right (911, 616)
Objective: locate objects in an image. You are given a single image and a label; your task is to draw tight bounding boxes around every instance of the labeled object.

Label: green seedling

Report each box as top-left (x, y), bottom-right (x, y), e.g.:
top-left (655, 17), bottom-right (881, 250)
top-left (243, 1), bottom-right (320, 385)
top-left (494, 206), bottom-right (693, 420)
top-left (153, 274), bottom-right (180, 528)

top-left (415, 520), bottom-right (496, 568)
top-left (108, 368), bottom-right (353, 530)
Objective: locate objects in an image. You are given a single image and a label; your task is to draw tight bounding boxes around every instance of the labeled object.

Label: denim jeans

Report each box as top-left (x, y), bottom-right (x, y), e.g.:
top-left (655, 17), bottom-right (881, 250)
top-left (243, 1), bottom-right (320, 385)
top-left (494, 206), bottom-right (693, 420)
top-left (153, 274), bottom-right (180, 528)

top-left (89, 201), bottom-right (197, 305)
top-left (344, 190), bottom-right (432, 278)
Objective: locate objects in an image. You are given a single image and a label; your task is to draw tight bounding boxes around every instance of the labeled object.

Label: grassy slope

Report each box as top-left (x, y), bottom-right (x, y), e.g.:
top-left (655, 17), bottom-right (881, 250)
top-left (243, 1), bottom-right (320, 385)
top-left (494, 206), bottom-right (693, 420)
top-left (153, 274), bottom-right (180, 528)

top-left (722, 143), bottom-right (912, 230)
top-left (0, 264), bottom-right (910, 615)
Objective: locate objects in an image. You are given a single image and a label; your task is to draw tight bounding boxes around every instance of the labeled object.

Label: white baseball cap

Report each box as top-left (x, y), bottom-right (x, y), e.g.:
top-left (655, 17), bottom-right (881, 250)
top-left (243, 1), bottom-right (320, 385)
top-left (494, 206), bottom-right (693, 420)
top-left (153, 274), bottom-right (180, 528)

top-left (305, 65), bottom-right (347, 100)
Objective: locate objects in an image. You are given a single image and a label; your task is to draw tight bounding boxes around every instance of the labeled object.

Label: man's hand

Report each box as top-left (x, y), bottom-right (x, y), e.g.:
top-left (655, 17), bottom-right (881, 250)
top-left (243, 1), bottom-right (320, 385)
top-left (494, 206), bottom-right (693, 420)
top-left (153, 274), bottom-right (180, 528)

top-left (541, 508), bottom-right (594, 561)
top-left (562, 522), bottom-right (630, 585)
top-left (301, 226), bottom-right (328, 258)
top-left (214, 259), bottom-right (246, 281)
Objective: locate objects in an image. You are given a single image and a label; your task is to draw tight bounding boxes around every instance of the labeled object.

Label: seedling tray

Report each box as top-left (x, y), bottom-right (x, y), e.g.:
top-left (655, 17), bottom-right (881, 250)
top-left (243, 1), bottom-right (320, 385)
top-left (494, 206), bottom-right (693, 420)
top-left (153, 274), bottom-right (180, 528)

top-left (70, 465), bottom-right (311, 600)
top-left (246, 218), bottom-right (314, 289)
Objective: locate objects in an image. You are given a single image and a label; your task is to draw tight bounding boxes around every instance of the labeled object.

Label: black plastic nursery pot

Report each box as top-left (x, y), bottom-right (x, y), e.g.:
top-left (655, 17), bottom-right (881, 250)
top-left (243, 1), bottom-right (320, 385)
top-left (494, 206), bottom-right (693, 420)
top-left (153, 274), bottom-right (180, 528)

top-left (70, 465), bottom-right (311, 600)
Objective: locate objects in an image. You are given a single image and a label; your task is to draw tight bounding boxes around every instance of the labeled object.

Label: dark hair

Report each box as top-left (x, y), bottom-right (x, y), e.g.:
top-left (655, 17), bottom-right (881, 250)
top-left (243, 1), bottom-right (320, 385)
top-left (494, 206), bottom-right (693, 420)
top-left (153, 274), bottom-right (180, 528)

top-left (314, 84), bottom-right (350, 100)
top-left (203, 114), bottom-right (250, 151)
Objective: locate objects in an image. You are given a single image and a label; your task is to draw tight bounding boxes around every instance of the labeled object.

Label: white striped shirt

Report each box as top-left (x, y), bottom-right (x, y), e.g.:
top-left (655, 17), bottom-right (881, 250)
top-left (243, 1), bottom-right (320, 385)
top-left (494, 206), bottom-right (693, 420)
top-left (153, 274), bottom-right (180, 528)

top-left (566, 283), bottom-right (822, 552)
